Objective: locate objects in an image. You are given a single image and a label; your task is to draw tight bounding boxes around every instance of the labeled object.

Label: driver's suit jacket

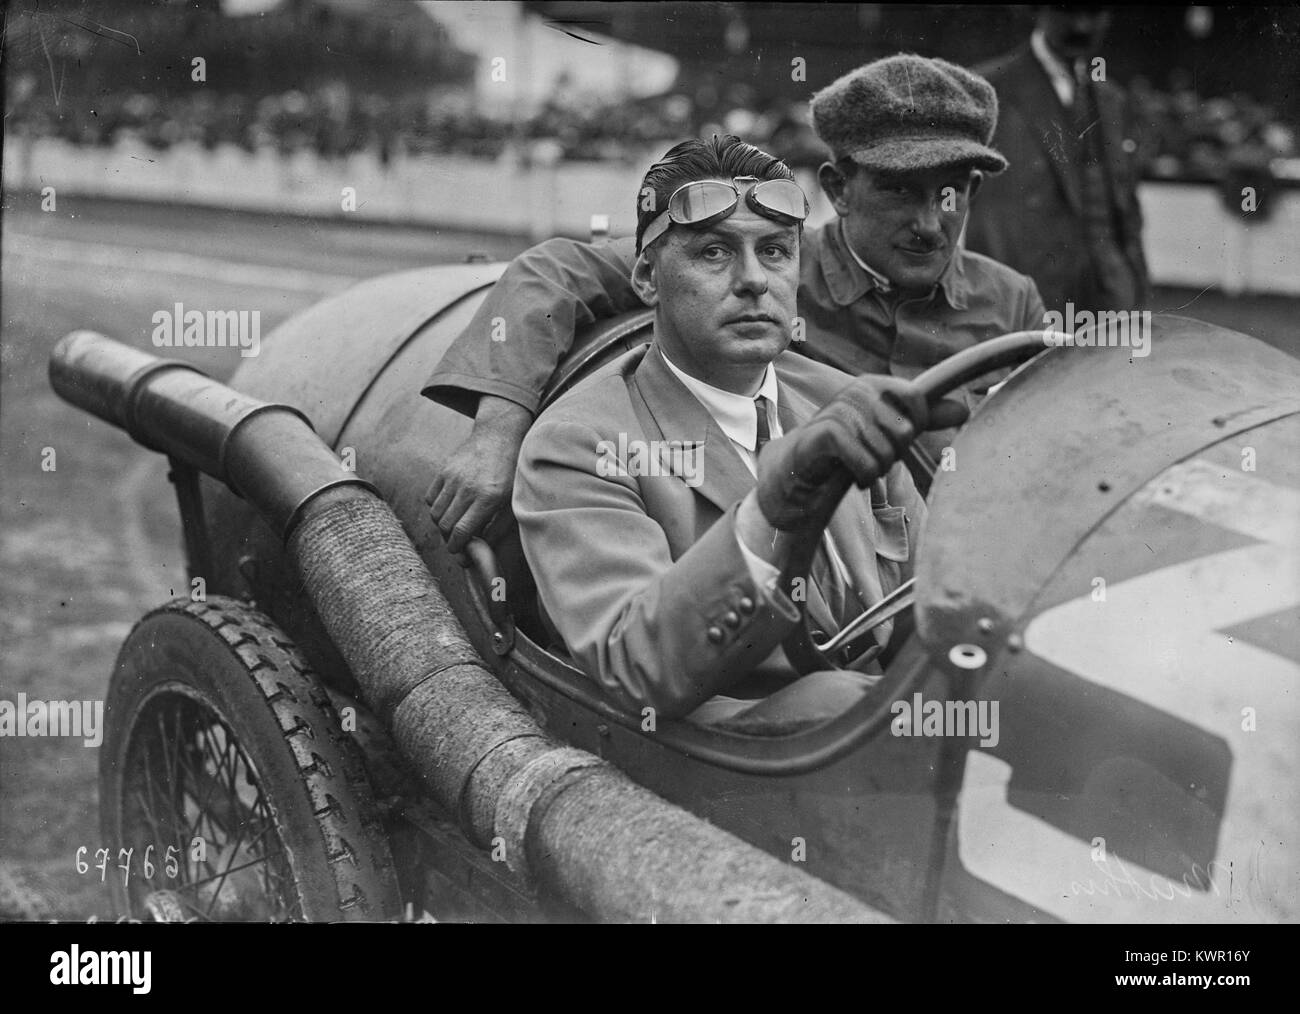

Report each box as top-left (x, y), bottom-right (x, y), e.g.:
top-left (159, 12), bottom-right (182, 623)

top-left (513, 340), bottom-right (925, 721)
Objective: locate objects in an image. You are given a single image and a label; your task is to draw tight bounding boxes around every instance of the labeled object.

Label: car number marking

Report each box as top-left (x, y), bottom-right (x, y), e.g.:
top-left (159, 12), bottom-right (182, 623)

top-left (958, 460), bottom-right (1299, 922)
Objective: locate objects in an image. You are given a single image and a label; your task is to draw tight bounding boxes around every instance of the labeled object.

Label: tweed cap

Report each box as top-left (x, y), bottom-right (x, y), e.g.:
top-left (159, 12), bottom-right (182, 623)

top-left (811, 54), bottom-right (1008, 174)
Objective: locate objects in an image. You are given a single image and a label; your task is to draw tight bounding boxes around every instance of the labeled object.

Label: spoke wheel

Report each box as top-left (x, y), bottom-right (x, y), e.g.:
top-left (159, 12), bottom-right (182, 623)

top-left (100, 597), bottom-right (401, 922)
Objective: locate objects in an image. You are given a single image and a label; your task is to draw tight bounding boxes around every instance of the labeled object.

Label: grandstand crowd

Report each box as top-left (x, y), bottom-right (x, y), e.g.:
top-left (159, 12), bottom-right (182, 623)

top-left (7, 68), bottom-right (1296, 185)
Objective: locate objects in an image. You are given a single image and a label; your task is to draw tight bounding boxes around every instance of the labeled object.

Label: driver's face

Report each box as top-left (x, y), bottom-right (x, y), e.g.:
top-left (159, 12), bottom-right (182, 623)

top-left (636, 196), bottom-right (800, 394)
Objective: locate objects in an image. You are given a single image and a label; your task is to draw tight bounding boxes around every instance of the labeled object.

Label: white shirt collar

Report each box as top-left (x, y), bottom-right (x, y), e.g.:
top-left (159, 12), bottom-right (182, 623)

top-left (1031, 27), bottom-right (1077, 108)
top-left (658, 346), bottom-right (781, 453)
top-left (840, 223), bottom-right (894, 293)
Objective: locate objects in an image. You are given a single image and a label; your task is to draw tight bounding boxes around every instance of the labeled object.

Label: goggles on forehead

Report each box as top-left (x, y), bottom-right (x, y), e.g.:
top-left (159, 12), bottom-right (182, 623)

top-left (639, 175), bottom-right (810, 252)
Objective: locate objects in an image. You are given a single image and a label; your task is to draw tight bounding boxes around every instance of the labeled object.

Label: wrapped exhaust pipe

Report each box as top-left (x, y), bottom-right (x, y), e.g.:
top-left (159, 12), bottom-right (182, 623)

top-left (51, 330), bottom-right (888, 923)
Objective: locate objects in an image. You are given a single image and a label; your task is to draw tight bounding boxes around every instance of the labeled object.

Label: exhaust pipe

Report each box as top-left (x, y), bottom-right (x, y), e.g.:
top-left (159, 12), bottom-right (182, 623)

top-left (50, 331), bottom-right (888, 923)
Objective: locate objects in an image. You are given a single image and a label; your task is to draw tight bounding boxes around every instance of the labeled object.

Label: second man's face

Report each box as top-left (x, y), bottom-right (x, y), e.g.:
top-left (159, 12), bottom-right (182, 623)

top-left (640, 197), bottom-right (801, 392)
top-left (830, 163), bottom-right (977, 295)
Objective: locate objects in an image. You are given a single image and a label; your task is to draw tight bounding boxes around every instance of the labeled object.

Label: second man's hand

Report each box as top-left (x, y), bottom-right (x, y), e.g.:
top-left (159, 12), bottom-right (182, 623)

top-left (425, 395), bottom-right (533, 556)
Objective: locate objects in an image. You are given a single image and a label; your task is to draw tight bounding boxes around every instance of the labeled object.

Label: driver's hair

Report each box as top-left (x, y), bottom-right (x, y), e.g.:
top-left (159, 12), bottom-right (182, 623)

top-left (635, 134), bottom-right (796, 255)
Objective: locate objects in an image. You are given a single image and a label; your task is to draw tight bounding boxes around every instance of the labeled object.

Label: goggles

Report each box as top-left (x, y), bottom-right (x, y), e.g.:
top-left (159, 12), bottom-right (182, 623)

top-left (638, 175), bottom-right (810, 252)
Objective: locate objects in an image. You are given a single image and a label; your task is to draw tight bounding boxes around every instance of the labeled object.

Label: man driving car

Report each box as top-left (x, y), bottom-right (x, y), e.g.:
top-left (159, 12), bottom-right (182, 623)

top-left (511, 136), bottom-right (967, 728)
top-left (425, 54), bottom-right (1044, 554)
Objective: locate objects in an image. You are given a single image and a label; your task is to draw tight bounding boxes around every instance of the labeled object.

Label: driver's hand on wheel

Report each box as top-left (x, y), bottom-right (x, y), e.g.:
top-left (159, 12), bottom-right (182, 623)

top-left (754, 375), bottom-right (968, 533)
top-left (425, 395), bottom-right (532, 556)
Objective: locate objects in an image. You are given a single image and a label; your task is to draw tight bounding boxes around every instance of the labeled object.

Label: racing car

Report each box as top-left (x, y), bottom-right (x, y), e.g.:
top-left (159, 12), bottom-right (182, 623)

top-left (47, 260), bottom-right (1300, 922)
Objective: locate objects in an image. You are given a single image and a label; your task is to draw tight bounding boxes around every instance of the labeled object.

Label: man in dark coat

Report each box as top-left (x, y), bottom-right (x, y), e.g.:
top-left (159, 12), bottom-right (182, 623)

top-left (965, 6), bottom-right (1150, 315)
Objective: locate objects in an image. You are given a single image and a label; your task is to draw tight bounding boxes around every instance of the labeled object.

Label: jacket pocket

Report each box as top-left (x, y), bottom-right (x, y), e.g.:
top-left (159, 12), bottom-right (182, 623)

top-left (871, 504), bottom-right (910, 563)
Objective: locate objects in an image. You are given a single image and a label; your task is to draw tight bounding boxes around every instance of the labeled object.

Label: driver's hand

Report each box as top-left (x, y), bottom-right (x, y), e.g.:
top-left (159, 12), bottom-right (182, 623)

top-left (425, 396), bottom-right (532, 555)
top-left (755, 375), bottom-right (968, 532)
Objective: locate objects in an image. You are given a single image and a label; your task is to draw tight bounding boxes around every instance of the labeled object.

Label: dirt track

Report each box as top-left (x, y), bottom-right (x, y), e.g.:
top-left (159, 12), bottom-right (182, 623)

top-left (0, 196), bottom-right (523, 918)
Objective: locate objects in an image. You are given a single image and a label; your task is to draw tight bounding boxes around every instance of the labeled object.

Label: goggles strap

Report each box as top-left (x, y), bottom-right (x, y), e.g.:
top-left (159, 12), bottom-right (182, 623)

top-left (639, 209), bottom-right (677, 252)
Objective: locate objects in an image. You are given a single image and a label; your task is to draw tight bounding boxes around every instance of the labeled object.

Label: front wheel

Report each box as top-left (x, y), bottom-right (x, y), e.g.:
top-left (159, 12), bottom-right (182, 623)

top-left (99, 597), bottom-right (401, 921)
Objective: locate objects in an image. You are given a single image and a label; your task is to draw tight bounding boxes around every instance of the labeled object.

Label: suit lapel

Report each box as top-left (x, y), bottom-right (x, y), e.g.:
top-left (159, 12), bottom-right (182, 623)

top-left (1005, 47), bottom-right (1083, 217)
top-left (1091, 82), bottom-right (1133, 230)
top-left (1092, 82), bottom-right (1125, 160)
top-left (630, 345), bottom-right (757, 515)
top-left (774, 368), bottom-right (817, 435)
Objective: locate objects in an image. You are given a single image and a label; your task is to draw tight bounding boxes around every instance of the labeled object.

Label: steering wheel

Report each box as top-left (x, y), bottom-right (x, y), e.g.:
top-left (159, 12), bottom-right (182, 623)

top-left (781, 330), bottom-right (1058, 674)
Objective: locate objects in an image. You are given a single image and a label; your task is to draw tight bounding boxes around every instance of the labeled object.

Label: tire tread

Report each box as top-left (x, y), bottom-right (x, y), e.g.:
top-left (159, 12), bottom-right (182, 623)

top-left (107, 595), bottom-right (400, 920)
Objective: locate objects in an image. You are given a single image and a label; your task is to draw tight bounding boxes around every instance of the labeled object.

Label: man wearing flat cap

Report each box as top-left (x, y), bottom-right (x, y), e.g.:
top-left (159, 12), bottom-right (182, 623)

top-left (423, 54), bottom-right (1046, 554)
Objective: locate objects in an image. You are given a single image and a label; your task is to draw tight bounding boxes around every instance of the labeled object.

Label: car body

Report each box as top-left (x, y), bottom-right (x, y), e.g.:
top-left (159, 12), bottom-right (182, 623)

top-left (56, 262), bottom-right (1300, 922)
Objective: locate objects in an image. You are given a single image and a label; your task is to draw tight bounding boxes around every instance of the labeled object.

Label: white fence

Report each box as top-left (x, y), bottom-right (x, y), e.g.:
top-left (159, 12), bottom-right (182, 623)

top-left (6, 137), bottom-right (1297, 296)
top-left (1136, 181), bottom-right (1299, 296)
top-left (4, 137), bottom-right (642, 241)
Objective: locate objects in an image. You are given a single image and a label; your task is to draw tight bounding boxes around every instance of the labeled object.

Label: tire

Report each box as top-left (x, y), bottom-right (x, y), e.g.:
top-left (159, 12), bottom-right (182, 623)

top-left (99, 596), bottom-right (401, 921)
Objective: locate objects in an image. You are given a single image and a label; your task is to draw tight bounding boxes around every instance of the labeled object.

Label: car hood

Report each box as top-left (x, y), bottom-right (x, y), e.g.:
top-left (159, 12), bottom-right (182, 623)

top-left (914, 313), bottom-right (1300, 674)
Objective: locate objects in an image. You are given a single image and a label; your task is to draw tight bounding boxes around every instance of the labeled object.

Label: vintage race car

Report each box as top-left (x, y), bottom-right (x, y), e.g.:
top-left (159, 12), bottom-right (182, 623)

top-left (48, 261), bottom-right (1300, 922)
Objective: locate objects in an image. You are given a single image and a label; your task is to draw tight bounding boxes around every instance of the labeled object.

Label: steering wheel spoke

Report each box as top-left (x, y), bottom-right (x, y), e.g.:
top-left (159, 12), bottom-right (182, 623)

top-left (815, 578), bottom-right (915, 655)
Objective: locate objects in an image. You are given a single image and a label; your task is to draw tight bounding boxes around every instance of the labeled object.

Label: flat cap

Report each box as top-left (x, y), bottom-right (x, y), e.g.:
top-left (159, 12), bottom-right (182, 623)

top-left (811, 54), bottom-right (1008, 174)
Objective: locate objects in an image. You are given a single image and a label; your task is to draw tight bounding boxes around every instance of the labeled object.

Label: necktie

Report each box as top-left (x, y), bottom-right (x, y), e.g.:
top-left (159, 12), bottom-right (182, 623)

top-left (754, 395), bottom-right (771, 454)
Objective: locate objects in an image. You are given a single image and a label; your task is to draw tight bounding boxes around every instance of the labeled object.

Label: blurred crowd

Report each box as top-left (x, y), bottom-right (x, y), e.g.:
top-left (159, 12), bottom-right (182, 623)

top-left (6, 71), bottom-right (1296, 184)
top-left (1131, 71), bottom-right (1297, 183)
top-left (5, 77), bottom-right (509, 164)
